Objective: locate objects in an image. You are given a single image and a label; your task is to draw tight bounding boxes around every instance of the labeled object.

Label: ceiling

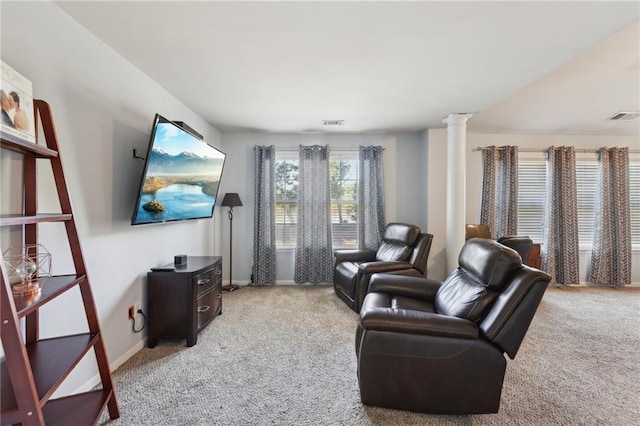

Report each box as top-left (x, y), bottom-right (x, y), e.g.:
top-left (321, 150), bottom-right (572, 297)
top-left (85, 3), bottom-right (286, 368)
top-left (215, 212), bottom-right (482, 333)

top-left (55, 1), bottom-right (640, 135)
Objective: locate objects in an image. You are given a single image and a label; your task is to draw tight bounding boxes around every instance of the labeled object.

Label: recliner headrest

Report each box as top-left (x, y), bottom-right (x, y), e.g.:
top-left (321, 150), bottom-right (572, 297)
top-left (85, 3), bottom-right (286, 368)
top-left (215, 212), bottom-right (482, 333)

top-left (459, 238), bottom-right (522, 290)
top-left (383, 223), bottom-right (420, 245)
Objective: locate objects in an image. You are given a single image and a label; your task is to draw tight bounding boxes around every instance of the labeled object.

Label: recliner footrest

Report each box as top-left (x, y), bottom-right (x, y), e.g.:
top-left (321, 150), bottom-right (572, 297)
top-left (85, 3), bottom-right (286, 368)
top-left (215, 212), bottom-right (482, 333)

top-left (357, 329), bottom-right (506, 414)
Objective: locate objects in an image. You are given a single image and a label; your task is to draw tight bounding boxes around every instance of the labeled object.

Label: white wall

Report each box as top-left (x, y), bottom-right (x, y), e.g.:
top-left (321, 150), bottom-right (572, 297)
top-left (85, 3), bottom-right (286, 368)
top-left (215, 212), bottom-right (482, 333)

top-left (1, 2), bottom-right (224, 393)
top-left (219, 132), bottom-right (427, 283)
top-left (427, 129), bottom-right (640, 283)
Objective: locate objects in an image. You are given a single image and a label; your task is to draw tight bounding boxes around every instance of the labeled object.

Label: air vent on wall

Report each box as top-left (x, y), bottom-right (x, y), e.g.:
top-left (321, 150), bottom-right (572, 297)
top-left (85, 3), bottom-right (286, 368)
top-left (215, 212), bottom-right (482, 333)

top-left (607, 111), bottom-right (640, 121)
top-left (322, 120), bottom-right (344, 126)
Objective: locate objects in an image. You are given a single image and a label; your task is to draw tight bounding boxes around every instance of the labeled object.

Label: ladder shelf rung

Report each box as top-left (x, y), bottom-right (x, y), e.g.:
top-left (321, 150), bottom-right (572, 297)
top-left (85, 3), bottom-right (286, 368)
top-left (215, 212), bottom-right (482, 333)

top-left (42, 389), bottom-right (113, 426)
top-left (1, 131), bottom-right (58, 158)
top-left (12, 274), bottom-right (87, 317)
top-left (0, 213), bottom-right (73, 226)
top-left (0, 333), bottom-right (100, 418)
top-left (0, 389), bottom-right (113, 426)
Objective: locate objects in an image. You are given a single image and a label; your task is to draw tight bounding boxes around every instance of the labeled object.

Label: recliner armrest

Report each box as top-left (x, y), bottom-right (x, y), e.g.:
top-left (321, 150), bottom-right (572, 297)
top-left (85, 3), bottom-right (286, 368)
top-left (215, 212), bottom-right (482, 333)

top-left (334, 249), bottom-right (377, 263)
top-left (369, 273), bottom-right (441, 301)
top-left (358, 261), bottom-right (414, 274)
top-left (360, 308), bottom-right (478, 339)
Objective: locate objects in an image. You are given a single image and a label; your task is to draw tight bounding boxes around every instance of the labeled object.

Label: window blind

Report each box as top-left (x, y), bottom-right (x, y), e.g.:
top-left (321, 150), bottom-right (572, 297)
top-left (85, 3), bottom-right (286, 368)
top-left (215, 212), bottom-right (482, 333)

top-left (575, 158), bottom-right (598, 248)
top-left (517, 158), bottom-right (546, 243)
top-left (630, 161), bottom-right (640, 248)
top-left (518, 153), bottom-right (640, 249)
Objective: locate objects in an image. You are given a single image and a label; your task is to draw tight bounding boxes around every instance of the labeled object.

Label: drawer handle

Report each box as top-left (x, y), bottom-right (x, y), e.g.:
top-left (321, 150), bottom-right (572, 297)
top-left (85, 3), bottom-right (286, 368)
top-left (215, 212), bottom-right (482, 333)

top-left (198, 305), bottom-right (211, 313)
top-left (216, 294), bottom-right (222, 299)
top-left (197, 279), bottom-right (210, 285)
top-left (215, 270), bottom-right (222, 275)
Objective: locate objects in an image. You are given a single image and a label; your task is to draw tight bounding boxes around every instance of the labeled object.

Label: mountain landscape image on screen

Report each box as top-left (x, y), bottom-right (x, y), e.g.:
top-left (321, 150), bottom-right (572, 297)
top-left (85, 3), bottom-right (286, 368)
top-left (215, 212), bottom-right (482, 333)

top-left (136, 147), bottom-right (224, 222)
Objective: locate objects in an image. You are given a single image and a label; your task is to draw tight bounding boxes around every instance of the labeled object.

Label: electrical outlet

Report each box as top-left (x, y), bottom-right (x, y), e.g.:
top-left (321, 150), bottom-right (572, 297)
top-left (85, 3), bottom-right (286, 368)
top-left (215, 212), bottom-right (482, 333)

top-left (128, 301), bottom-right (142, 321)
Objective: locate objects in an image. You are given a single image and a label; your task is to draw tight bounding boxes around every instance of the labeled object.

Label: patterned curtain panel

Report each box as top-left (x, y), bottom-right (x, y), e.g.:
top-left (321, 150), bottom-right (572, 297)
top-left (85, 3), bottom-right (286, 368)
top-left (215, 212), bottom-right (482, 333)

top-left (542, 146), bottom-right (579, 285)
top-left (480, 146), bottom-right (498, 236)
top-left (294, 145), bottom-right (333, 284)
top-left (588, 147), bottom-right (631, 287)
top-left (358, 145), bottom-right (386, 250)
top-left (480, 145), bottom-right (518, 238)
top-left (252, 145), bottom-right (276, 285)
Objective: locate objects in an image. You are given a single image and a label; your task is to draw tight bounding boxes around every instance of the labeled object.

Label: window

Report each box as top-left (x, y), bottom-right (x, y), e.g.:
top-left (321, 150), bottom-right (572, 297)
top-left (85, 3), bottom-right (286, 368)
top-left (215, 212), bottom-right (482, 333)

top-left (518, 153), bottom-right (640, 249)
top-left (275, 150), bottom-right (360, 248)
top-left (517, 156), bottom-right (546, 243)
top-left (330, 154), bottom-right (359, 248)
top-left (275, 152), bottom-right (298, 247)
top-left (575, 157), bottom-right (598, 248)
top-left (630, 159), bottom-right (640, 248)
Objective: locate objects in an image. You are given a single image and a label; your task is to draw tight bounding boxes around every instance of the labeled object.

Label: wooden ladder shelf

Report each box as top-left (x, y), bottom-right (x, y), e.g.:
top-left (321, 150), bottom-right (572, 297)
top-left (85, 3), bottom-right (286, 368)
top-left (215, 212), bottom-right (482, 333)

top-left (0, 100), bottom-right (120, 425)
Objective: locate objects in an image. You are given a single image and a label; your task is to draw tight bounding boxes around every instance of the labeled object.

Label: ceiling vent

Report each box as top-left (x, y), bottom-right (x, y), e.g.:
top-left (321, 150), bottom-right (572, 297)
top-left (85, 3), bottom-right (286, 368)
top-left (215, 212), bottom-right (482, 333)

top-left (322, 120), bottom-right (344, 126)
top-left (607, 111), bottom-right (640, 121)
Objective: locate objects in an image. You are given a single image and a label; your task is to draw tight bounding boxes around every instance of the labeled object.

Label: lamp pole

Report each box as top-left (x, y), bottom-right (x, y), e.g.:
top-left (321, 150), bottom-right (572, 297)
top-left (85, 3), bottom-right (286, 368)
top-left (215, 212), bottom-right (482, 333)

top-left (221, 193), bottom-right (242, 291)
top-left (223, 207), bottom-right (239, 291)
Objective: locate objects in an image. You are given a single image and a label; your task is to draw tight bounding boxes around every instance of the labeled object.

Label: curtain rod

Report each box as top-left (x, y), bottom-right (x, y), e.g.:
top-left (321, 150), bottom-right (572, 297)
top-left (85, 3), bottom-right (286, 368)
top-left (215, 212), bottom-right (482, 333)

top-left (473, 147), bottom-right (640, 154)
top-left (275, 146), bottom-right (381, 152)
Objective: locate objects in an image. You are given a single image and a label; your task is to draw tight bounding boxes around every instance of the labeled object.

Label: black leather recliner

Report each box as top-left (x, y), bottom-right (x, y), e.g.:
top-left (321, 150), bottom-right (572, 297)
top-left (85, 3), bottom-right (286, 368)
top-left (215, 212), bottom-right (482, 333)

top-left (356, 238), bottom-right (551, 414)
top-left (465, 223), bottom-right (534, 264)
top-left (333, 223), bottom-right (433, 313)
top-left (497, 235), bottom-right (534, 264)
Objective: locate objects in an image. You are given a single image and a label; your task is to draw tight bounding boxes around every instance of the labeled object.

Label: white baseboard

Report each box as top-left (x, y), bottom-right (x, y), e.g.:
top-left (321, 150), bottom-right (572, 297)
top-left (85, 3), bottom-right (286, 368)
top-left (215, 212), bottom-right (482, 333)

top-left (225, 280), bottom-right (331, 286)
top-left (73, 339), bottom-right (146, 394)
top-left (575, 281), bottom-right (640, 287)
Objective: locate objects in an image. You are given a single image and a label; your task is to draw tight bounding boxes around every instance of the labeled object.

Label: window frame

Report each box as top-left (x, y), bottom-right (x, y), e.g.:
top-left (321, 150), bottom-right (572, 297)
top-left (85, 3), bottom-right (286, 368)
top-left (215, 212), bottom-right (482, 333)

top-left (274, 149), bottom-right (360, 250)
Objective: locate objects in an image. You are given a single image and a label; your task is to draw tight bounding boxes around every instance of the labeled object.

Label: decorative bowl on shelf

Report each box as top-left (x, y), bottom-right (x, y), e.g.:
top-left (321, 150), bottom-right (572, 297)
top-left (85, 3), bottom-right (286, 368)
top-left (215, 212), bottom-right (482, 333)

top-left (3, 244), bottom-right (52, 296)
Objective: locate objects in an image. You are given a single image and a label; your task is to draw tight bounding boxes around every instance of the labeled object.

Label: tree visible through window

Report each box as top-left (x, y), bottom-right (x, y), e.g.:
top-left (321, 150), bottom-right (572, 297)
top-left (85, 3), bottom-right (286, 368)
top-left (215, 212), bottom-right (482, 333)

top-left (275, 151), bottom-right (359, 248)
top-left (275, 154), bottom-right (298, 247)
top-left (330, 157), bottom-right (359, 248)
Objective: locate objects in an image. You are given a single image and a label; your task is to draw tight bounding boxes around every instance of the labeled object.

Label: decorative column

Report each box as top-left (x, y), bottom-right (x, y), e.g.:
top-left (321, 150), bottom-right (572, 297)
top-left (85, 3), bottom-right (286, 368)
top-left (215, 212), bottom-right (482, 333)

top-left (443, 113), bottom-right (473, 273)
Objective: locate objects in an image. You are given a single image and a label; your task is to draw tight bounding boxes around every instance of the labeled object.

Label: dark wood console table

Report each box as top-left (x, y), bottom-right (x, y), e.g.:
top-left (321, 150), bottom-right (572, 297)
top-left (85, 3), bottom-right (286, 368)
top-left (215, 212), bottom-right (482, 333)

top-left (147, 256), bottom-right (222, 347)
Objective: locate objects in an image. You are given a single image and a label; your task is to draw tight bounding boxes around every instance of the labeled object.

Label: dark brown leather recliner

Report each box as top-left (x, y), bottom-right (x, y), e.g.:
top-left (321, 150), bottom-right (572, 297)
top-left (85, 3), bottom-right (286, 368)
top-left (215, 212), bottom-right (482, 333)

top-left (465, 223), bottom-right (534, 264)
top-left (333, 223), bottom-right (433, 313)
top-left (497, 235), bottom-right (534, 264)
top-left (356, 238), bottom-right (551, 414)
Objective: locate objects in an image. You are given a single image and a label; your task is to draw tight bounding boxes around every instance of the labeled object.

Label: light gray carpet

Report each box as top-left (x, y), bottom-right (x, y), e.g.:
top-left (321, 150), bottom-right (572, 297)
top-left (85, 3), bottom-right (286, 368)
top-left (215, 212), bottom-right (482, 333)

top-left (101, 285), bottom-right (640, 425)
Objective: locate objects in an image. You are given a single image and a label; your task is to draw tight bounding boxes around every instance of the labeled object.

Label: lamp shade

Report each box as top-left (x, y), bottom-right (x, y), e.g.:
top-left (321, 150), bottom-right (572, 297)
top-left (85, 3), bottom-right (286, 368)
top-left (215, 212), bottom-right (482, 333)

top-left (221, 193), bottom-right (243, 207)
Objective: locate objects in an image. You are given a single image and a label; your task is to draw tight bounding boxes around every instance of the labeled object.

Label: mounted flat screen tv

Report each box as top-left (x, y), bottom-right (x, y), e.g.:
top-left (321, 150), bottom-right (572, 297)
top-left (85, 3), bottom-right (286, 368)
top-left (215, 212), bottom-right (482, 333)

top-left (131, 114), bottom-right (226, 225)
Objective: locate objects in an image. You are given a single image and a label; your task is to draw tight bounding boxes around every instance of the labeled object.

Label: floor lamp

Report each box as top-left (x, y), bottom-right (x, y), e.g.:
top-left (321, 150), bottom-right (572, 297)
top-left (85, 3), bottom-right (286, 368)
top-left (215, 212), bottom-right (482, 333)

top-left (221, 193), bottom-right (242, 292)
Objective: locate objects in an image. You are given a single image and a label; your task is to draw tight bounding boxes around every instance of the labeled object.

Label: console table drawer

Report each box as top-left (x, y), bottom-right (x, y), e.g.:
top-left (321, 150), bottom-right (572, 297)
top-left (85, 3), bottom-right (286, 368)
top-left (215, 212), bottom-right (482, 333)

top-left (196, 285), bottom-right (221, 330)
top-left (194, 269), bottom-right (215, 295)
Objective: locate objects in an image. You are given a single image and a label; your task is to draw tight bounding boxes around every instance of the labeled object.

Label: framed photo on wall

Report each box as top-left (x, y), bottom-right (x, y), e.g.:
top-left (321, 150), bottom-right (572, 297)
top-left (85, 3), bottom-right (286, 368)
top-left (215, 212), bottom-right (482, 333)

top-left (1, 61), bottom-right (36, 143)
